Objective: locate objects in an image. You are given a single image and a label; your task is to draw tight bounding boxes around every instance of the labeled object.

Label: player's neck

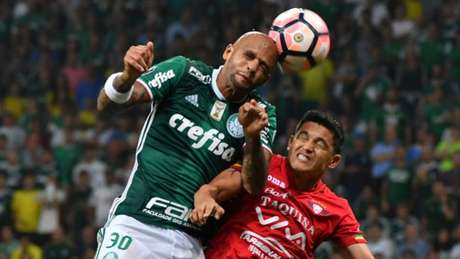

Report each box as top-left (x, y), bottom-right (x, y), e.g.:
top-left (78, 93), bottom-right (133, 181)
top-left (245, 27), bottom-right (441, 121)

top-left (291, 170), bottom-right (321, 191)
top-left (216, 71), bottom-right (248, 103)
top-left (221, 87), bottom-right (248, 102)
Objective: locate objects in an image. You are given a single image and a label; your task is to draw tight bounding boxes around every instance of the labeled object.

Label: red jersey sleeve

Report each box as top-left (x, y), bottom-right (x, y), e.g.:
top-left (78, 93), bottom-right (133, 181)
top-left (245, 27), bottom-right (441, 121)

top-left (331, 203), bottom-right (367, 247)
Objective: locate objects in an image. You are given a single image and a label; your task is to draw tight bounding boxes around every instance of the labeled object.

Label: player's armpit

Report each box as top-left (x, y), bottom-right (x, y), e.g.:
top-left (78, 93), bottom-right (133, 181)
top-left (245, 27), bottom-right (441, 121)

top-left (342, 244), bottom-right (375, 259)
top-left (97, 81), bottom-right (152, 114)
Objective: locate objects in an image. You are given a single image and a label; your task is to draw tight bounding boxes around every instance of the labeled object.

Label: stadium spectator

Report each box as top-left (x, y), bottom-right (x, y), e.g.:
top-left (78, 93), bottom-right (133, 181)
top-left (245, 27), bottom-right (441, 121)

top-left (11, 174), bottom-right (41, 235)
top-left (43, 226), bottom-right (75, 259)
top-left (72, 145), bottom-right (107, 190)
top-left (382, 147), bottom-right (413, 211)
top-left (421, 180), bottom-right (458, 236)
top-left (0, 171), bottom-right (11, 227)
top-left (89, 172), bottom-right (123, 228)
top-left (395, 223), bottom-right (430, 259)
top-left (66, 170), bottom-right (92, 241)
top-left (450, 225), bottom-right (460, 259)
top-left (0, 226), bottom-right (19, 259)
top-left (433, 228), bottom-right (454, 259)
top-left (360, 204), bottom-right (391, 239)
top-left (390, 202), bottom-right (419, 242)
top-left (37, 175), bottom-right (65, 235)
top-left (370, 127), bottom-right (400, 188)
top-left (366, 222), bottom-right (394, 259)
top-left (52, 126), bottom-right (81, 186)
top-left (10, 235), bottom-right (43, 259)
top-left (340, 132), bottom-right (372, 201)
top-left (0, 112), bottom-right (26, 150)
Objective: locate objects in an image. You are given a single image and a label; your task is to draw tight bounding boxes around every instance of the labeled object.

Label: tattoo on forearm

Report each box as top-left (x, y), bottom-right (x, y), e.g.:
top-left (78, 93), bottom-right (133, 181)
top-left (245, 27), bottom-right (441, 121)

top-left (242, 140), bottom-right (268, 194)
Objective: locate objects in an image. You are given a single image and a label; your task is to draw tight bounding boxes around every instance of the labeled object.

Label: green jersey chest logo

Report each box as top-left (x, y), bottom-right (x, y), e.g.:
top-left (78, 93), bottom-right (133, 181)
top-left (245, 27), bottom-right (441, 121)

top-left (169, 113), bottom-right (236, 161)
top-left (226, 113), bottom-right (244, 138)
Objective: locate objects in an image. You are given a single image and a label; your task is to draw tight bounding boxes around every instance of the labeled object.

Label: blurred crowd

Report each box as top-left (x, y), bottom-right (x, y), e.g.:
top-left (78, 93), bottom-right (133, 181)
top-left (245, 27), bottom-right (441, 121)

top-left (0, 0), bottom-right (459, 258)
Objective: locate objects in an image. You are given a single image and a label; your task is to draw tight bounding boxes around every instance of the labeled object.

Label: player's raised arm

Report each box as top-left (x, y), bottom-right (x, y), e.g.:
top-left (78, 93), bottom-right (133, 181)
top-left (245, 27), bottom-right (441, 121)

top-left (97, 41), bottom-right (154, 114)
top-left (239, 99), bottom-right (272, 195)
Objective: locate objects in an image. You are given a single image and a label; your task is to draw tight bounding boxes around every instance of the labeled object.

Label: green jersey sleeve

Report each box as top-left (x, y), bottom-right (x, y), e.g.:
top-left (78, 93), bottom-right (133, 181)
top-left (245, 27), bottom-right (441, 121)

top-left (136, 56), bottom-right (188, 102)
top-left (259, 103), bottom-right (277, 153)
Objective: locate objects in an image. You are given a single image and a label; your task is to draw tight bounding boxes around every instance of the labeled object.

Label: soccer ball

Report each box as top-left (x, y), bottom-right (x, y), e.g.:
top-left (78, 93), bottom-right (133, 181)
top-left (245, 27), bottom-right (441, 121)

top-left (269, 8), bottom-right (330, 72)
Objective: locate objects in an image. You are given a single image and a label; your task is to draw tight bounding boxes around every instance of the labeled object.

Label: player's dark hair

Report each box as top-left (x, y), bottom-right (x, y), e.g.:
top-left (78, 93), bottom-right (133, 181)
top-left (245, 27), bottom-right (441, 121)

top-left (294, 110), bottom-right (345, 154)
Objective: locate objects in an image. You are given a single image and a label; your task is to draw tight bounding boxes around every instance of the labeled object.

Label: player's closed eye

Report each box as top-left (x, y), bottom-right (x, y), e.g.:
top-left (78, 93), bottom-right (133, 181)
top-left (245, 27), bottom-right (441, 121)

top-left (244, 51), bottom-right (256, 60)
top-left (297, 132), bottom-right (328, 150)
top-left (315, 139), bottom-right (327, 150)
top-left (296, 132), bottom-right (309, 141)
top-left (260, 63), bottom-right (269, 76)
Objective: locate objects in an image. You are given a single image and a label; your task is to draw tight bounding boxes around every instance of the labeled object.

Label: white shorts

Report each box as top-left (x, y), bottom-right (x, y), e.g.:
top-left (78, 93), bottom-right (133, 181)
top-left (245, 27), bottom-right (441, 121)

top-left (94, 215), bottom-right (205, 259)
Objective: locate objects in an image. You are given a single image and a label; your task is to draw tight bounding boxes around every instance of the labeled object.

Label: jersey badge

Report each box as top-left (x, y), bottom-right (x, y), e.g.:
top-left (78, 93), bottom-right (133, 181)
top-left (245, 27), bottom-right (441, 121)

top-left (210, 100), bottom-right (226, 121)
top-left (308, 201), bottom-right (328, 216)
top-left (185, 94), bottom-right (199, 107)
top-left (226, 113), bottom-right (244, 138)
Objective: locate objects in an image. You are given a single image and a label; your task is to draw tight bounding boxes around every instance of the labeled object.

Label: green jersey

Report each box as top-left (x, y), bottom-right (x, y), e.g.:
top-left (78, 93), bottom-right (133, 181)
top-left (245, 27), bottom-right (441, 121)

top-left (110, 56), bottom-right (277, 237)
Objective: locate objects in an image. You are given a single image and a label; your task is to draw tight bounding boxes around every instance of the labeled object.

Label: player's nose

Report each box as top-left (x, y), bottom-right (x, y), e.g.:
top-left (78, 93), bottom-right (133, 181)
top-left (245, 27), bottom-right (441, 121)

top-left (302, 140), bottom-right (314, 153)
top-left (246, 59), bottom-right (259, 73)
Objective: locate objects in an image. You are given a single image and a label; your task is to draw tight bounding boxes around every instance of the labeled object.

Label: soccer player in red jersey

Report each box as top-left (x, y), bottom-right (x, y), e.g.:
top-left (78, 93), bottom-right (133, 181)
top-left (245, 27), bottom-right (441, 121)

top-left (190, 110), bottom-right (375, 259)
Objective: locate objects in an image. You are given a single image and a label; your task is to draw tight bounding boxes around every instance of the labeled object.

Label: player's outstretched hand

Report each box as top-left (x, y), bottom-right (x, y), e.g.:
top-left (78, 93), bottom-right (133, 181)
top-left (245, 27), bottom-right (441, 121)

top-left (190, 196), bottom-right (225, 226)
top-left (121, 41), bottom-right (154, 83)
top-left (239, 99), bottom-right (268, 139)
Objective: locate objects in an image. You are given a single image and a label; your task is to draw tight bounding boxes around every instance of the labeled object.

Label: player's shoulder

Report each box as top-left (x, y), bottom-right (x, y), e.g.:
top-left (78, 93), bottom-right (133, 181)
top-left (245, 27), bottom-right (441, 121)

top-left (188, 58), bottom-right (213, 74)
top-left (317, 182), bottom-right (352, 211)
top-left (185, 58), bottom-right (213, 84)
top-left (154, 56), bottom-right (214, 84)
top-left (269, 154), bottom-right (285, 166)
top-left (159, 55), bottom-right (189, 66)
top-left (154, 55), bottom-right (211, 68)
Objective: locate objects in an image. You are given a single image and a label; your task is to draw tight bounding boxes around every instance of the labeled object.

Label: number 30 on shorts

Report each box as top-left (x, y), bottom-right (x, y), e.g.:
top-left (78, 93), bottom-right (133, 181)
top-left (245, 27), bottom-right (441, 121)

top-left (106, 232), bottom-right (133, 250)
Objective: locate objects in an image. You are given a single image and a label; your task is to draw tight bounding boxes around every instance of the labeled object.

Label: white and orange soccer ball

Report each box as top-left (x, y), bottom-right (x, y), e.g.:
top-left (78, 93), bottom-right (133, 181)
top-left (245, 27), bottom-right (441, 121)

top-left (269, 8), bottom-right (330, 72)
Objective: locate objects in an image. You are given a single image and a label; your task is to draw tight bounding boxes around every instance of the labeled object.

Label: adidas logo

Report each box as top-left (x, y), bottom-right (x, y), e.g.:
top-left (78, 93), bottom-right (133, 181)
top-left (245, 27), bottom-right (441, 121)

top-left (185, 95), bottom-right (199, 107)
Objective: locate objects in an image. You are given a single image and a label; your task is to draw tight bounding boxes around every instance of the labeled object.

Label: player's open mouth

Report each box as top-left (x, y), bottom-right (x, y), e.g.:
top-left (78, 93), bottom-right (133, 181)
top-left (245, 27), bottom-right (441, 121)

top-left (297, 153), bottom-right (311, 161)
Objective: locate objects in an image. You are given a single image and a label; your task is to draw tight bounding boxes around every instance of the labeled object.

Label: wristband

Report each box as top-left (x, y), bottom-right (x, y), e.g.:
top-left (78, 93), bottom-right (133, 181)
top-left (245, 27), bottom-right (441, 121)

top-left (104, 72), bottom-right (134, 104)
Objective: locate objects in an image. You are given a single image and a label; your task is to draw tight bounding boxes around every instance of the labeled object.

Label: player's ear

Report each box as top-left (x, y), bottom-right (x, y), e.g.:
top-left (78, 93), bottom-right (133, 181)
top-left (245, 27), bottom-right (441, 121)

top-left (223, 44), bottom-right (234, 61)
top-left (287, 135), bottom-right (295, 151)
top-left (327, 154), bottom-right (341, 169)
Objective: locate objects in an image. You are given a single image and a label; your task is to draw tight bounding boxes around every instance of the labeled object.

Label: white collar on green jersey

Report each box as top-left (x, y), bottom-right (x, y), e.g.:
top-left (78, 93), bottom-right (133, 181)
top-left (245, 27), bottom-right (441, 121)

top-left (212, 66), bottom-right (226, 101)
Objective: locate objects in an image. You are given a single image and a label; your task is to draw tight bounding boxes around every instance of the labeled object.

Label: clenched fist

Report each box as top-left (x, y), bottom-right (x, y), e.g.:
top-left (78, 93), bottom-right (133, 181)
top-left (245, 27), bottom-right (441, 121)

top-left (239, 99), bottom-right (268, 139)
top-left (121, 41), bottom-right (155, 83)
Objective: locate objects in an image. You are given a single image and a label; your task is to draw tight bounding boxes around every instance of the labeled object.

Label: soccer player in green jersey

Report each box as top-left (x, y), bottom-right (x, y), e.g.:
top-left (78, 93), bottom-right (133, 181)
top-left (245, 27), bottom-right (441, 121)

top-left (94, 31), bottom-right (279, 259)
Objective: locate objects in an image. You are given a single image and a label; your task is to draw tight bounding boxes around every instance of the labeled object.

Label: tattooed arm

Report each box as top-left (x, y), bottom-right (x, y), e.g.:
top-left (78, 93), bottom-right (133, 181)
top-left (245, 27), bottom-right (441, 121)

top-left (97, 79), bottom-right (151, 114)
top-left (239, 99), bottom-right (271, 195)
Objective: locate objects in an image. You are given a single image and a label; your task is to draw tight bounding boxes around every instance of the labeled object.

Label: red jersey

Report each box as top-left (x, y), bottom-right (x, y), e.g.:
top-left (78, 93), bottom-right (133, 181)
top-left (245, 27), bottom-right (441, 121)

top-left (205, 155), bottom-right (367, 259)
